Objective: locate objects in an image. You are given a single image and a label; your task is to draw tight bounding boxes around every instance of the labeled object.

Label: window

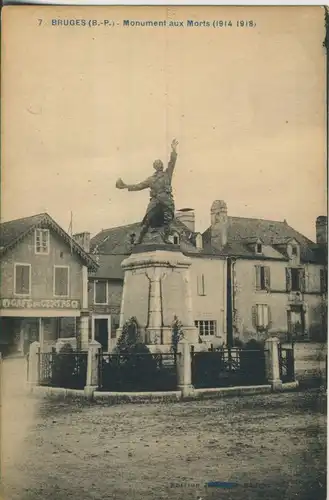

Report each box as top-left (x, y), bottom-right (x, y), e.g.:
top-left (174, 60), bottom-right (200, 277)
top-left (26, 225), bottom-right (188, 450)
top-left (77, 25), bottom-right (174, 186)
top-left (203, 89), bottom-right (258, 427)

top-left (54, 266), bottom-right (69, 296)
top-left (14, 264), bottom-right (31, 295)
top-left (287, 306), bottom-right (306, 340)
top-left (255, 265), bottom-right (271, 291)
top-left (256, 243), bottom-right (262, 254)
top-left (291, 246), bottom-right (298, 257)
top-left (195, 320), bottom-right (217, 336)
top-left (35, 229), bottom-right (49, 254)
top-left (197, 274), bottom-right (206, 295)
top-left (286, 267), bottom-right (305, 292)
top-left (168, 232), bottom-right (180, 245)
top-left (94, 280), bottom-right (108, 304)
top-left (252, 304), bottom-right (271, 330)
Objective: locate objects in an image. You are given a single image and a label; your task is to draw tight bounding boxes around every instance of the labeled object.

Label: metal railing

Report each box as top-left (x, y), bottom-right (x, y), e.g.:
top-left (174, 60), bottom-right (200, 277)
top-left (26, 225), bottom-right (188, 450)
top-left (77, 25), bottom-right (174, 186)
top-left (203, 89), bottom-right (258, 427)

top-left (98, 352), bottom-right (180, 392)
top-left (39, 350), bottom-right (87, 390)
top-left (191, 347), bottom-right (268, 389)
top-left (278, 345), bottom-right (295, 383)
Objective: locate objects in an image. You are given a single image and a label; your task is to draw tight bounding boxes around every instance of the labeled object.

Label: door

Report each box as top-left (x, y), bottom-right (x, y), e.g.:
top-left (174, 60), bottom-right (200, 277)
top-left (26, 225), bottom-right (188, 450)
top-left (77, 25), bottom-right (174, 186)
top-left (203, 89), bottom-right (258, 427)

top-left (287, 306), bottom-right (305, 341)
top-left (94, 319), bottom-right (109, 352)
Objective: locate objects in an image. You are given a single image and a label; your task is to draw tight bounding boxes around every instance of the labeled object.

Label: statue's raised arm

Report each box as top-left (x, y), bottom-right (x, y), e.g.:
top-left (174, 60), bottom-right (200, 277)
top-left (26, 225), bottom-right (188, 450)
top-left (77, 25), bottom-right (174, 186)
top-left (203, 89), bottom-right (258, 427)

top-left (166, 138), bottom-right (179, 181)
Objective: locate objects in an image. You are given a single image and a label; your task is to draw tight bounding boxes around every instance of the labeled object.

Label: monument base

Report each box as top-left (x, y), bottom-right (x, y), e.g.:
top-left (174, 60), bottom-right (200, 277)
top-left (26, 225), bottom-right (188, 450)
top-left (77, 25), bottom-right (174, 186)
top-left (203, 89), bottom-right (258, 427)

top-left (116, 244), bottom-right (198, 348)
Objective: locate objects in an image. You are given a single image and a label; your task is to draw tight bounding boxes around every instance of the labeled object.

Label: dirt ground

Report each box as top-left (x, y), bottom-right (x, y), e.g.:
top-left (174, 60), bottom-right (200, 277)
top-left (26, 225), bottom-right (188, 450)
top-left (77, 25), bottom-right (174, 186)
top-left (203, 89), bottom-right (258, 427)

top-left (1, 358), bottom-right (327, 500)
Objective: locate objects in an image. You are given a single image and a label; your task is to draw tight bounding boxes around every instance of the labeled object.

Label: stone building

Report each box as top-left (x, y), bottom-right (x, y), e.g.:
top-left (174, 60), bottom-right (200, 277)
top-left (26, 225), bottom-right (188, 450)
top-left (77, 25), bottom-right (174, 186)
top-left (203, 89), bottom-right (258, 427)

top-left (0, 213), bottom-right (97, 356)
top-left (87, 214), bottom-right (226, 350)
top-left (88, 203), bottom-right (327, 349)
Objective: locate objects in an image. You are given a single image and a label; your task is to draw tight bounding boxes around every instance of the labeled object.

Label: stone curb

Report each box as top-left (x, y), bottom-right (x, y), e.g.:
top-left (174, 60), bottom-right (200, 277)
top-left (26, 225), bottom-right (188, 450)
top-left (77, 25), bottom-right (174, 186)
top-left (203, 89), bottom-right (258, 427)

top-left (29, 381), bottom-right (299, 403)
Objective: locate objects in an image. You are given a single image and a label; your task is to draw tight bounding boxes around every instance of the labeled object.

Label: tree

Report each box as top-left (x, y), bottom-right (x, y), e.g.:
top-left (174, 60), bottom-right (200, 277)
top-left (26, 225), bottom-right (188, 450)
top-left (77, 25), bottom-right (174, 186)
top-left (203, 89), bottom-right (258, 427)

top-left (112, 317), bottom-right (158, 390)
top-left (171, 316), bottom-right (184, 356)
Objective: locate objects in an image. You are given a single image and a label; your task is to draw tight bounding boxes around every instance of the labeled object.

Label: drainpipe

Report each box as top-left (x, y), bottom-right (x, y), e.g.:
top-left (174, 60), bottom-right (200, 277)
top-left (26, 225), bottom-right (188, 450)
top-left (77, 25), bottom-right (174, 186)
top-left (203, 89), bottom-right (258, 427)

top-left (226, 258), bottom-right (233, 348)
top-left (226, 257), bottom-right (237, 349)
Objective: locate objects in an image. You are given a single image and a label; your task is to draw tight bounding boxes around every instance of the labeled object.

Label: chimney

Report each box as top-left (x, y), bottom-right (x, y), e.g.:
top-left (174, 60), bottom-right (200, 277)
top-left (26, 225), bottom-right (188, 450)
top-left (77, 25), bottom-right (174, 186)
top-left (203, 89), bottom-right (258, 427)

top-left (73, 232), bottom-right (91, 253)
top-left (211, 200), bottom-right (228, 249)
top-left (175, 208), bottom-right (195, 232)
top-left (316, 216), bottom-right (328, 245)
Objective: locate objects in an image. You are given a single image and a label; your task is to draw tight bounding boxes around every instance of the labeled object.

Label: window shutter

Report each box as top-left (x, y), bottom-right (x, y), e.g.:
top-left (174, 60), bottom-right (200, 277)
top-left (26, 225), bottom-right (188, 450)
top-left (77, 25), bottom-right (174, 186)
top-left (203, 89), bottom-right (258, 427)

top-left (287, 310), bottom-right (292, 334)
top-left (22, 266), bottom-right (30, 293)
top-left (267, 306), bottom-right (272, 328)
top-left (255, 266), bottom-right (261, 291)
top-left (299, 269), bottom-right (306, 293)
top-left (252, 305), bottom-right (258, 329)
top-left (55, 267), bottom-right (69, 296)
top-left (285, 268), bottom-right (292, 292)
top-left (15, 265), bottom-right (30, 294)
top-left (264, 266), bottom-right (271, 291)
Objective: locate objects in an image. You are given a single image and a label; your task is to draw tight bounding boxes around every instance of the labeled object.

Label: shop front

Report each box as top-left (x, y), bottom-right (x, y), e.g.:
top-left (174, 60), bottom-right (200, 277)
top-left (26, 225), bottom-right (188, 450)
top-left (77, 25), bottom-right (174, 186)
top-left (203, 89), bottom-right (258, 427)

top-left (0, 297), bottom-right (82, 356)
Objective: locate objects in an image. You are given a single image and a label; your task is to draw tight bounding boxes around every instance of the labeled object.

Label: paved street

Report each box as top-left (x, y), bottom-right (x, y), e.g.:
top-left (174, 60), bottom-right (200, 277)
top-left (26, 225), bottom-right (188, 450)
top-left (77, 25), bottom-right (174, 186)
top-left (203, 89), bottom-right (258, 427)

top-left (1, 368), bottom-right (326, 500)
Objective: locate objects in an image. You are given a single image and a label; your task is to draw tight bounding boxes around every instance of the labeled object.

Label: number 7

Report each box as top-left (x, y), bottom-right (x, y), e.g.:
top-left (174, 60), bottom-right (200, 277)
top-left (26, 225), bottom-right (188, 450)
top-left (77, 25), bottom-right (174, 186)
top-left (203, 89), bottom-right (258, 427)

top-left (38, 19), bottom-right (42, 26)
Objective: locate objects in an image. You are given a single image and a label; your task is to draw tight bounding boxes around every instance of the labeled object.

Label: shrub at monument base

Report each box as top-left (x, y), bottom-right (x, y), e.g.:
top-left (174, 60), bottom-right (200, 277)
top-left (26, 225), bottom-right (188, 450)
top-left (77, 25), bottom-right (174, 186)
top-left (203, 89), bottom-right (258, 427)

top-left (99, 317), bottom-right (177, 392)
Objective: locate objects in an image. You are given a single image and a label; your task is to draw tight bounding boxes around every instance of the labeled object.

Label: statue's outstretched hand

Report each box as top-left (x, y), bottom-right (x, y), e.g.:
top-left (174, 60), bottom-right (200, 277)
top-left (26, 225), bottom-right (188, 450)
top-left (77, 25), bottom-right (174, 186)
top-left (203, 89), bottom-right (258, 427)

top-left (171, 138), bottom-right (179, 152)
top-left (116, 178), bottom-right (127, 189)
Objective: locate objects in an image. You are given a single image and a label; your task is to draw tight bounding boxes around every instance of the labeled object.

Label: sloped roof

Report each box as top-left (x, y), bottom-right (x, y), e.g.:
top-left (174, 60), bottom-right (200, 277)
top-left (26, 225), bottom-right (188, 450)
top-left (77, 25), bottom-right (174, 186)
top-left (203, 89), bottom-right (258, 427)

top-left (203, 216), bottom-right (318, 262)
top-left (90, 254), bottom-right (125, 280)
top-left (0, 213), bottom-right (98, 270)
top-left (91, 214), bottom-right (321, 266)
top-left (0, 213), bottom-right (45, 248)
top-left (90, 219), bottom-right (201, 255)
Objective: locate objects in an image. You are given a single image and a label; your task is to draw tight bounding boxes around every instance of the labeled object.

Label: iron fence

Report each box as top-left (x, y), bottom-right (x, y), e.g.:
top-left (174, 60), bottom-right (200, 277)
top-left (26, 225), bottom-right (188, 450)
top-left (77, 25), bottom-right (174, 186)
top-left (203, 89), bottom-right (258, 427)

top-left (191, 347), bottom-right (268, 389)
top-left (39, 350), bottom-right (87, 390)
top-left (278, 345), bottom-right (295, 383)
top-left (98, 352), bottom-right (179, 392)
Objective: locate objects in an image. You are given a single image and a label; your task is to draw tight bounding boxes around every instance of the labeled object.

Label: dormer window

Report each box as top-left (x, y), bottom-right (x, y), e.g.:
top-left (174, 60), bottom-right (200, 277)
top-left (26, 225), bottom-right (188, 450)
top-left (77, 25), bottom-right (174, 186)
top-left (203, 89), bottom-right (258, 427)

top-left (256, 243), bottom-right (262, 254)
top-left (35, 229), bottom-right (49, 254)
top-left (169, 232), bottom-right (180, 245)
top-left (291, 246), bottom-right (298, 256)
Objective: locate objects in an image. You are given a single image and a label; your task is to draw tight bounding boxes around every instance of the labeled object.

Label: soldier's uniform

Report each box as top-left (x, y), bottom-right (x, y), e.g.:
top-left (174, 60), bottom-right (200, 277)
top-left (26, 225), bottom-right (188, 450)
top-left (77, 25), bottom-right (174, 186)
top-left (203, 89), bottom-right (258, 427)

top-left (126, 150), bottom-right (177, 244)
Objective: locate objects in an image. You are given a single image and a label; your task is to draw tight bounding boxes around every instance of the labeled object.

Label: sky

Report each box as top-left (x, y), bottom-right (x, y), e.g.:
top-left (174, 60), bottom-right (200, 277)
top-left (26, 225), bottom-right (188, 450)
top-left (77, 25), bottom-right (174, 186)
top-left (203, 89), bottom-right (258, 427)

top-left (2, 5), bottom-right (327, 240)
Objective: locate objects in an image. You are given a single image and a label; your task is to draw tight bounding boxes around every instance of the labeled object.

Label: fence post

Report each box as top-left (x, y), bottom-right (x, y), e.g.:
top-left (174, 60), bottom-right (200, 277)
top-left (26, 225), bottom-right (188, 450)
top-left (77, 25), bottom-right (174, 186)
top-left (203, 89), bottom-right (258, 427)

top-left (28, 341), bottom-right (41, 389)
top-left (177, 339), bottom-right (194, 398)
top-left (84, 340), bottom-right (101, 399)
top-left (265, 337), bottom-right (282, 391)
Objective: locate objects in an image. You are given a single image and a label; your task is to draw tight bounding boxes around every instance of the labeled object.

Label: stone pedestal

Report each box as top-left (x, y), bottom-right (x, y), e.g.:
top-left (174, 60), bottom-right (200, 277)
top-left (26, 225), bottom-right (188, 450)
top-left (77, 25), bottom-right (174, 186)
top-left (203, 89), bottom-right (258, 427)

top-left (77, 313), bottom-right (90, 351)
top-left (265, 337), bottom-right (283, 391)
top-left (117, 243), bottom-right (199, 346)
top-left (84, 340), bottom-right (101, 398)
top-left (177, 339), bottom-right (194, 397)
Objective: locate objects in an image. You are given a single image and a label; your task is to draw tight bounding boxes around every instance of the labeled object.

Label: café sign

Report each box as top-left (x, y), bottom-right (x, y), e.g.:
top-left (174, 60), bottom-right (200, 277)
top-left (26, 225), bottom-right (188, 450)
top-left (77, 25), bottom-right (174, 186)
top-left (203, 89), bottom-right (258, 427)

top-left (0, 298), bottom-right (81, 310)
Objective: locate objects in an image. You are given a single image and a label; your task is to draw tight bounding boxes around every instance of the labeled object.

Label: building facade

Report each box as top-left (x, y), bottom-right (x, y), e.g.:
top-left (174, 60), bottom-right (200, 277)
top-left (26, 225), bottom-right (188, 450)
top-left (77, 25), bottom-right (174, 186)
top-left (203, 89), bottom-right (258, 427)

top-left (0, 213), bottom-right (97, 355)
top-left (89, 203), bottom-right (327, 349)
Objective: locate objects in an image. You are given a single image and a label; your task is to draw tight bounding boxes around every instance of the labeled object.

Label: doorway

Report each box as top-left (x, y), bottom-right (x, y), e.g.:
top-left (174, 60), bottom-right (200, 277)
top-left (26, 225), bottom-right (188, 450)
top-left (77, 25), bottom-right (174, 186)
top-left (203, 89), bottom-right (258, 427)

top-left (287, 305), bottom-right (305, 340)
top-left (93, 317), bottom-right (110, 352)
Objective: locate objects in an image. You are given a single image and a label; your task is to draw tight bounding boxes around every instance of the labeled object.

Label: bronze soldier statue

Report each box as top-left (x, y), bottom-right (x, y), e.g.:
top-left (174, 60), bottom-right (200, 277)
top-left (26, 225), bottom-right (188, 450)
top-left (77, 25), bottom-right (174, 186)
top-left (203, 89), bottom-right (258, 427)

top-left (116, 139), bottom-right (179, 245)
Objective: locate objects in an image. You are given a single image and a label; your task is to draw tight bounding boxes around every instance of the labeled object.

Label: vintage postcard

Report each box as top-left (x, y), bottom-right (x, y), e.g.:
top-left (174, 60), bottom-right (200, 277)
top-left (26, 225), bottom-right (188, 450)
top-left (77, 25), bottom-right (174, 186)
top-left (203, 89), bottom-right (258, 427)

top-left (1, 5), bottom-right (328, 500)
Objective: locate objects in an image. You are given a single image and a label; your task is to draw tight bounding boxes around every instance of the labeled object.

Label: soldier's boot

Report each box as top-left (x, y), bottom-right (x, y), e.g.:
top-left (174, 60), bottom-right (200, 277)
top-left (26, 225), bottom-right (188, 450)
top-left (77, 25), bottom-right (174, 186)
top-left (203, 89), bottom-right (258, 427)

top-left (136, 224), bottom-right (149, 245)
